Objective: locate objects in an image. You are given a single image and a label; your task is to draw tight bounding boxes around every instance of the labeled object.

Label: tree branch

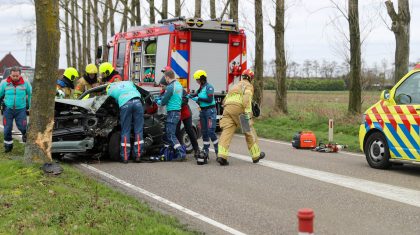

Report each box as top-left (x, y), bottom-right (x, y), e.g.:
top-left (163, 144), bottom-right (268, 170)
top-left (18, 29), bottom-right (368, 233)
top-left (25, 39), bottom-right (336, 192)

top-left (385, 0), bottom-right (398, 22)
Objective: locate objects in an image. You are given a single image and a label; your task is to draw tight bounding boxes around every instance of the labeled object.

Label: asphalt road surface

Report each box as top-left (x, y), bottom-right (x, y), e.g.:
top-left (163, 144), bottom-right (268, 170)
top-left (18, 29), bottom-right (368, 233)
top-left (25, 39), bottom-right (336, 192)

top-left (77, 135), bottom-right (420, 235)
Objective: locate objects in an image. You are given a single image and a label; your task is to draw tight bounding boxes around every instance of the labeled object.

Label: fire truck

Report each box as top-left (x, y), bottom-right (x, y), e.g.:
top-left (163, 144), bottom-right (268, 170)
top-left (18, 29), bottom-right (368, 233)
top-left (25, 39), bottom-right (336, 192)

top-left (102, 17), bottom-right (247, 118)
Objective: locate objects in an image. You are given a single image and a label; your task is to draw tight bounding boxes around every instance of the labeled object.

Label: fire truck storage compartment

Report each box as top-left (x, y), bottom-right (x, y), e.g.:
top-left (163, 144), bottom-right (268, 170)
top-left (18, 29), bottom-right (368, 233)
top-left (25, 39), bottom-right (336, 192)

top-left (189, 31), bottom-right (229, 94)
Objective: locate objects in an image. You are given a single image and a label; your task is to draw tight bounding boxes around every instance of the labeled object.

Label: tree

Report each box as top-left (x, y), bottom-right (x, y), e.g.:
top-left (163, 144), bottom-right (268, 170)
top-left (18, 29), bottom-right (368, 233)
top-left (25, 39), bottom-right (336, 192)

top-left (87, 0), bottom-right (92, 62)
top-left (230, 0), bottom-right (238, 22)
top-left (210, 0), bottom-right (216, 19)
top-left (348, 0), bottom-right (361, 113)
top-left (25, 0), bottom-right (60, 163)
top-left (253, 0), bottom-right (264, 106)
top-left (71, 0), bottom-right (76, 67)
top-left (162, 0), bottom-right (168, 19)
top-left (135, 0), bottom-right (141, 25)
top-left (149, 0), bottom-right (155, 23)
top-left (64, 0), bottom-right (71, 66)
top-left (274, 0), bottom-right (287, 113)
top-left (75, 0), bottom-right (83, 71)
top-left (385, 0), bottom-right (410, 83)
top-left (195, 0), bottom-right (201, 18)
top-left (108, 0), bottom-right (115, 35)
top-left (175, 0), bottom-right (181, 17)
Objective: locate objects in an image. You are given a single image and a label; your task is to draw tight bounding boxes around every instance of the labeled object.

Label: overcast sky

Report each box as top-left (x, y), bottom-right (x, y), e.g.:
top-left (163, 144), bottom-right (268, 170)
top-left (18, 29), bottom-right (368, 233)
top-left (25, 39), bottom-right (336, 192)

top-left (1, 0), bottom-right (419, 72)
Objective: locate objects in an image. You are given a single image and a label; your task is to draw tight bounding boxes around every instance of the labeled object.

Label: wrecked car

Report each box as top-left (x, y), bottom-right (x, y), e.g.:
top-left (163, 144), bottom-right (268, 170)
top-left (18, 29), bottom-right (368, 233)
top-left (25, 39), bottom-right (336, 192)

top-left (52, 84), bottom-right (201, 161)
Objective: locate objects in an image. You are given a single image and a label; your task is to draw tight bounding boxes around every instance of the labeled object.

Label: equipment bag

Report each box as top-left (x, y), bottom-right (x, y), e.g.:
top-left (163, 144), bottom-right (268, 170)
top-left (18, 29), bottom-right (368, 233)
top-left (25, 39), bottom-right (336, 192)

top-left (159, 145), bottom-right (186, 161)
top-left (292, 131), bottom-right (317, 149)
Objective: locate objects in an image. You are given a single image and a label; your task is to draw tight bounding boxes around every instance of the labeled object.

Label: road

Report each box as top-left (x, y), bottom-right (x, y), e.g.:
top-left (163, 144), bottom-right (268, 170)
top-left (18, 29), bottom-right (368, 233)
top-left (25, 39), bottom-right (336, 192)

top-left (77, 135), bottom-right (420, 235)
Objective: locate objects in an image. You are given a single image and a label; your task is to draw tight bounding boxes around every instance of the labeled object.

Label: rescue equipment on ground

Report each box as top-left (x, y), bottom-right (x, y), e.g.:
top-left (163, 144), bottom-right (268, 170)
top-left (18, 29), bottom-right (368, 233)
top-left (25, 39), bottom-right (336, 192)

top-left (292, 131), bottom-right (317, 149)
top-left (312, 142), bottom-right (348, 153)
top-left (158, 145), bottom-right (186, 161)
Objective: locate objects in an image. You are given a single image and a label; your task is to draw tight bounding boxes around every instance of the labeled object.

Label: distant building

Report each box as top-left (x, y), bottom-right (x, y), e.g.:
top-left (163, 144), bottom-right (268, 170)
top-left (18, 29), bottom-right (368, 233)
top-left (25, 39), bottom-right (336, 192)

top-left (0, 52), bottom-right (22, 75)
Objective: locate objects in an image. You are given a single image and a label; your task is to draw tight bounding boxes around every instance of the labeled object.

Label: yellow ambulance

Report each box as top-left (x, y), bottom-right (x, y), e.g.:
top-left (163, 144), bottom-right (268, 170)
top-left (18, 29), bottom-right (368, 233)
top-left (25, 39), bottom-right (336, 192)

top-left (359, 66), bottom-right (420, 169)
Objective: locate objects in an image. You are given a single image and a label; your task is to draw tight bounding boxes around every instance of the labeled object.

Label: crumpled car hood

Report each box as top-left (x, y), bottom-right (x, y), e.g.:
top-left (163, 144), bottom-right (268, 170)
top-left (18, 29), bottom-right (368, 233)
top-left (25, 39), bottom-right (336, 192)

top-left (55, 96), bottom-right (110, 113)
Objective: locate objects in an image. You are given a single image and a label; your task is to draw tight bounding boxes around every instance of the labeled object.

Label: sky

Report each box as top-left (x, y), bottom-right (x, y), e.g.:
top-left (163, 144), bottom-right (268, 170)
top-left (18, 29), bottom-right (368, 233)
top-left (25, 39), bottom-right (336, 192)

top-left (0, 0), bottom-right (420, 74)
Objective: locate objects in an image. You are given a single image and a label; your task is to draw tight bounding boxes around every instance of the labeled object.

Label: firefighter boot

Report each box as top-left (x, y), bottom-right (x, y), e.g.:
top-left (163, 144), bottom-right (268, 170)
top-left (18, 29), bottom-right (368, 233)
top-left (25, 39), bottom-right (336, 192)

top-left (216, 157), bottom-right (229, 166)
top-left (252, 152), bottom-right (266, 163)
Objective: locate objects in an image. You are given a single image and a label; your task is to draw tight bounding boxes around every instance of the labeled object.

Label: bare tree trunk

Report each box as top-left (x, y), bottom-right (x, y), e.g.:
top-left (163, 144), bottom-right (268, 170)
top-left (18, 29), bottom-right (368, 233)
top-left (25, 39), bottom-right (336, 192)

top-left (149, 0), bottom-right (155, 24)
top-left (175, 0), bottom-right (181, 17)
top-left (108, 0), bottom-right (115, 36)
top-left (64, 0), bottom-right (71, 67)
top-left (120, 0), bottom-right (129, 32)
top-left (210, 0), bottom-right (216, 19)
top-left (71, 0), bottom-right (77, 67)
top-left (75, 1), bottom-right (83, 71)
top-left (348, 0), bottom-right (361, 114)
top-left (162, 0), bottom-right (168, 19)
top-left (230, 0), bottom-right (238, 22)
top-left (87, 0), bottom-right (92, 62)
top-left (195, 0), bottom-right (201, 18)
top-left (130, 0), bottom-right (137, 26)
top-left (82, 0), bottom-right (87, 67)
top-left (102, 1), bottom-right (109, 61)
top-left (93, 0), bottom-right (99, 62)
top-left (220, 0), bottom-right (230, 19)
top-left (25, 0), bottom-right (60, 163)
top-left (385, 0), bottom-right (410, 83)
top-left (135, 0), bottom-right (141, 25)
top-left (274, 0), bottom-right (287, 113)
top-left (254, 0), bottom-right (264, 106)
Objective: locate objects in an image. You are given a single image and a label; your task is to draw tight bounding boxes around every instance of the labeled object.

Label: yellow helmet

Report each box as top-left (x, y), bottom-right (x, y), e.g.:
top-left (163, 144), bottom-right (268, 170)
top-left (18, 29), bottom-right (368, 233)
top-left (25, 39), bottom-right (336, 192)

top-left (85, 63), bottom-right (98, 74)
top-left (63, 67), bottom-right (79, 81)
top-left (99, 62), bottom-right (115, 76)
top-left (193, 70), bottom-right (207, 80)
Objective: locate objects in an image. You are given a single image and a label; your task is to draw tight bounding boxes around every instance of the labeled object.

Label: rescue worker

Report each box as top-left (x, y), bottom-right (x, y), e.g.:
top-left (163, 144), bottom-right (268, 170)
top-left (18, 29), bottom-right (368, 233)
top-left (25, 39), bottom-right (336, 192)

top-left (106, 81), bottom-right (144, 163)
top-left (217, 69), bottom-right (265, 166)
top-left (155, 68), bottom-right (185, 160)
top-left (99, 62), bottom-right (122, 84)
top-left (189, 70), bottom-right (218, 159)
top-left (56, 67), bottom-right (79, 99)
top-left (73, 63), bottom-right (101, 99)
top-left (0, 66), bottom-right (32, 152)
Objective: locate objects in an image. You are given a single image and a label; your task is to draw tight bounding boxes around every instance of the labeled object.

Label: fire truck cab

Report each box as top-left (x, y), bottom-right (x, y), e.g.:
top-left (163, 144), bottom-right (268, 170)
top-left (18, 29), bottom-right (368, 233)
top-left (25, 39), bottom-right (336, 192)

top-left (104, 17), bottom-right (247, 118)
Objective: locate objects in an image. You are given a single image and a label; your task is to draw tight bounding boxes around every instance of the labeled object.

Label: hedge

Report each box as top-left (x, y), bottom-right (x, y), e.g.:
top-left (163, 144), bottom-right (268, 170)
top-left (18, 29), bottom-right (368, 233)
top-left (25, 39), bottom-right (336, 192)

top-left (264, 78), bottom-right (346, 91)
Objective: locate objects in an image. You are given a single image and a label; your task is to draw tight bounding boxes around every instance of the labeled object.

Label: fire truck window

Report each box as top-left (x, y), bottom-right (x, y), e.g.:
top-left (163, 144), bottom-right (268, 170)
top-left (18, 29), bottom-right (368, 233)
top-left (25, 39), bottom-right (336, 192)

top-left (116, 41), bottom-right (126, 75)
top-left (395, 72), bottom-right (420, 104)
top-left (107, 46), bottom-right (114, 63)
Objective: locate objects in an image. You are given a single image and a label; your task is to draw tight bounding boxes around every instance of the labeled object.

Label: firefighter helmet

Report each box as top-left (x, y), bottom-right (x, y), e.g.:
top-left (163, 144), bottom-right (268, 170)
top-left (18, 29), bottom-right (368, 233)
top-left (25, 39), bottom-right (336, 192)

top-left (193, 70), bottom-right (207, 80)
top-left (99, 62), bottom-right (115, 76)
top-left (85, 63), bottom-right (98, 74)
top-left (63, 67), bottom-right (79, 81)
top-left (242, 69), bottom-right (254, 81)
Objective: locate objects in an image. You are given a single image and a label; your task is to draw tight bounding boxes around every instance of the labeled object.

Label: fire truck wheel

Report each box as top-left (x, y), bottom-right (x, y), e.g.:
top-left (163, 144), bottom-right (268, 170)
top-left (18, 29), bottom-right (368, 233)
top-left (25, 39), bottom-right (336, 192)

top-left (180, 129), bottom-right (193, 154)
top-left (364, 132), bottom-right (391, 169)
top-left (108, 131), bottom-right (121, 162)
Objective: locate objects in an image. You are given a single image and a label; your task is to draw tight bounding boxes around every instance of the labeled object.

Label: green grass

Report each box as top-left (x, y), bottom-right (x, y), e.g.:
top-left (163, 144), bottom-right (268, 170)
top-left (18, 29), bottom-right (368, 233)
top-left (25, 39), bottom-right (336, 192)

top-left (254, 90), bottom-right (381, 152)
top-left (0, 139), bottom-right (197, 234)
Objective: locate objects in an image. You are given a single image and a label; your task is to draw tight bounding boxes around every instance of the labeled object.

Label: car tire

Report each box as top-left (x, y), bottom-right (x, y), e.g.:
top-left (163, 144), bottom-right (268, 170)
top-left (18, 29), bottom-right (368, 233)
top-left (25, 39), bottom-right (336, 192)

top-left (364, 132), bottom-right (391, 169)
top-left (180, 129), bottom-right (193, 154)
top-left (108, 131), bottom-right (121, 161)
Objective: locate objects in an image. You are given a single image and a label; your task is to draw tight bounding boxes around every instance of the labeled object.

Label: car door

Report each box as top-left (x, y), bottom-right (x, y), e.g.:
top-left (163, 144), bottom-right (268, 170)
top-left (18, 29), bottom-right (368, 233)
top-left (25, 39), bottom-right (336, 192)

top-left (392, 71), bottom-right (420, 161)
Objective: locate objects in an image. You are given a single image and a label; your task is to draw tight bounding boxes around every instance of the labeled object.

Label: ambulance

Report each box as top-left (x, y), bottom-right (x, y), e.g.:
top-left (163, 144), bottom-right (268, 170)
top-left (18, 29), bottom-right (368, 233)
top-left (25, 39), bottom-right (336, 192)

top-left (359, 65), bottom-right (420, 169)
top-left (101, 17), bottom-right (247, 119)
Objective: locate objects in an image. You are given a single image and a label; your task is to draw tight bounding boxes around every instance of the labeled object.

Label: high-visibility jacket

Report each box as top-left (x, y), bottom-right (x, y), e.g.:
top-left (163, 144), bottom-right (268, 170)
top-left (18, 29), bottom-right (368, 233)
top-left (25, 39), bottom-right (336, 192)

top-left (56, 77), bottom-right (74, 99)
top-left (223, 79), bottom-right (253, 113)
top-left (0, 76), bottom-right (32, 109)
top-left (73, 76), bottom-right (101, 99)
top-left (107, 81), bottom-right (141, 107)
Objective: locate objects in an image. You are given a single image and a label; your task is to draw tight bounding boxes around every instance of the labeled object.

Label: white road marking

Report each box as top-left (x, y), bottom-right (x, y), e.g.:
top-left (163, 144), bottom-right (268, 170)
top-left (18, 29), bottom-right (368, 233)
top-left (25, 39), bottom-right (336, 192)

top-left (221, 150), bottom-right (420, 208)
top-left (233, 134), bottom-right (365, 157)
top-left (80, 164), bottom-right (247, 235)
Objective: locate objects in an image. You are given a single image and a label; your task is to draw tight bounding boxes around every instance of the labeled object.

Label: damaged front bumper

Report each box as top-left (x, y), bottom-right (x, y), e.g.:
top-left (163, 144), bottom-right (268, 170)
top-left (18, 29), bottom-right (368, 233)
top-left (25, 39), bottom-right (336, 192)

top-left (51, 138), bottom-right (95, 153)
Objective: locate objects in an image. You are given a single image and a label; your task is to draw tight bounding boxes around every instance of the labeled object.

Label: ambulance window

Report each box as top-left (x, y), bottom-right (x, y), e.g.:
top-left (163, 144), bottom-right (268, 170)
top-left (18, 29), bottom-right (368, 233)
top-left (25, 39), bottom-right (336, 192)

top-left (395, 72), bottom-right (420, 104)
top-left (116, 41), bottom-right (126, 75)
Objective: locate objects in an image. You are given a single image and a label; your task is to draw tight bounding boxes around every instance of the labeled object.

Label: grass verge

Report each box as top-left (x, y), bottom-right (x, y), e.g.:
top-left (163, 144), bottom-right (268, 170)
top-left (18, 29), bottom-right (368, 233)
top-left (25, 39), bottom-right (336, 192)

top-left (0, 138), bottom-right (196, 235)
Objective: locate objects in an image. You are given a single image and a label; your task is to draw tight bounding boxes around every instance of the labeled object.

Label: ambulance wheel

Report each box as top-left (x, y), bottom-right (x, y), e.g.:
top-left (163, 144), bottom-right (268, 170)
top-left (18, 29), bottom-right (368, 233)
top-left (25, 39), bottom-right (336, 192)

top-left (108, 131), bottom-right (121, 162)
top-left (365, 132), bottom-right (391, 169)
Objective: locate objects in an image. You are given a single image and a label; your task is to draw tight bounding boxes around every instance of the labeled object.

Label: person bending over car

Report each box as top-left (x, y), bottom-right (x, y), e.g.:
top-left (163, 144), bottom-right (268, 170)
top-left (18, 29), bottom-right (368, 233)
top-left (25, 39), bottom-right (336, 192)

top-left (106, 81), bottom-right (144, 163)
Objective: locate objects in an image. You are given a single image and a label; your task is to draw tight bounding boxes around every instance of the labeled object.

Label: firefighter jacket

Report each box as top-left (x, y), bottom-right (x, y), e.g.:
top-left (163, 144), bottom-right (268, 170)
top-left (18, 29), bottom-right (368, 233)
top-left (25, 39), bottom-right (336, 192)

top-left (107, 81), bottom-right (141, 107)
top-left (160, 80), bottom-right (183, 112)
top-left (102, 70), bottom-right (122, 83)
top-left (57, 77), bottom-right (75, 99)
top-left (195, 82), bottom-right (216, 108)
top-left (73, 75), bottom-right (101, 99)
top-left (223, 79), bottom-right (253, 114)
top-left (0, 76), bottom-right (32, 109)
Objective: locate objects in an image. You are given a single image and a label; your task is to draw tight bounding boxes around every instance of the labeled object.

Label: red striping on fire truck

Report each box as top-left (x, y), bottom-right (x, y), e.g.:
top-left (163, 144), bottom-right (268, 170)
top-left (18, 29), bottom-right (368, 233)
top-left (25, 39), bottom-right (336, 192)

top-left (105, 17), bottom-right (247, 118)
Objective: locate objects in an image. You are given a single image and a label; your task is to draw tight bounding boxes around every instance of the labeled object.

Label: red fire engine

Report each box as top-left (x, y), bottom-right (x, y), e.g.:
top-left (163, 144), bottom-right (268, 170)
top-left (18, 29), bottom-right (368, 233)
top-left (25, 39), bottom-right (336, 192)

top-left (104, 17), bottom-right (247, 117)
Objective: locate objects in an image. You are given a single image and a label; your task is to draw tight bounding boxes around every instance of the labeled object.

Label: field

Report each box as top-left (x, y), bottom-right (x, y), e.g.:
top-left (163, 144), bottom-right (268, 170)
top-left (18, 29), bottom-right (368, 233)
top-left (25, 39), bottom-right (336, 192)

top-left (254, 90), bottom-right (381, 152)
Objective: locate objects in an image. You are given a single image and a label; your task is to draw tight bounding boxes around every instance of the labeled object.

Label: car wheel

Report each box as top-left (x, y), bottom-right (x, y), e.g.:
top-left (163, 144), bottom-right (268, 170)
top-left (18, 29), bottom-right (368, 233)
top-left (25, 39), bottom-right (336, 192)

top-left (364, 132), bottom-right (391, 169)
top-left (180, 129), bottom-right (193, 154)
top-left (108, 131), bottom-right (121, 161)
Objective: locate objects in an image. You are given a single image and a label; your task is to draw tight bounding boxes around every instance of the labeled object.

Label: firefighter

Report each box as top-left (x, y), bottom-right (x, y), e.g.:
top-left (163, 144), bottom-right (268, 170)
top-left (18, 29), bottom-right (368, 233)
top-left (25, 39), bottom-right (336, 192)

top-left (106, 81), bottom-right (144, 163)
top-left (99, 62), bottom-right (122, 83)
top-left (0, 66), bottom-right (32, 152)
top-left (189, 70), bottom-right (218, 160)
top-left (155, 69), bottom-right (185, 160)
top-left (73, 63), bottom-right (101, 99)
top-left (56, 67), bottom-right (79, 99)
top-left (217, 69), bottom-right (265, 166)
